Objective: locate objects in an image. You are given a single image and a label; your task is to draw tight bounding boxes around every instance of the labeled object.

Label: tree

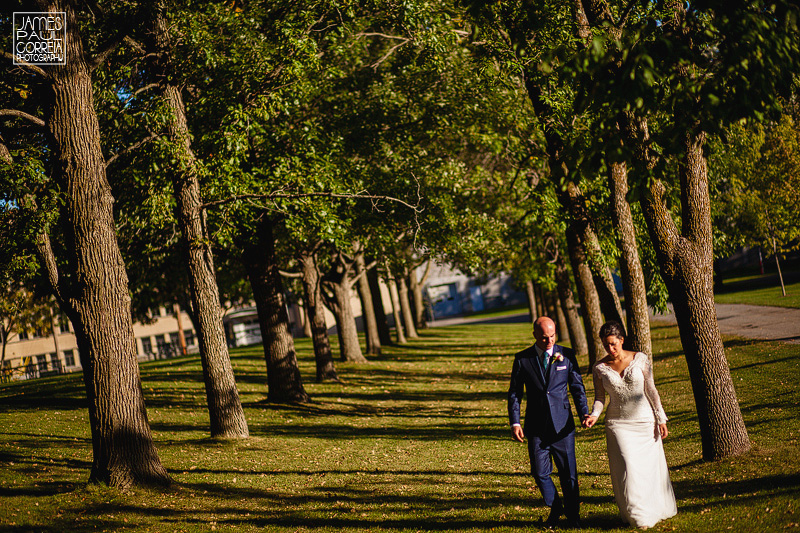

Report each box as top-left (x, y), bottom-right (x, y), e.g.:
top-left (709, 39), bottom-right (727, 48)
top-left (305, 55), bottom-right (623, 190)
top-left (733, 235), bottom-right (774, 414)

top-left (2, 1), bottom-right (169, 487)
top-left (242, 215), bottom-right (309, 402)
top-left (143, 0), bottom-right (249, 439)
top-left (572, 0), bottom-right (799, 459)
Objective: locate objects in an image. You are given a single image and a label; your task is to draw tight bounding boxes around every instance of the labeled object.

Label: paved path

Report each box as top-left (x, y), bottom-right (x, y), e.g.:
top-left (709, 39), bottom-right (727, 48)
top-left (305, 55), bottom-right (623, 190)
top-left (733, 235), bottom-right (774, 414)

top-left (650, 303), bottom-right (800, 344)
top-left (430, 304), bottom-right (800, 345)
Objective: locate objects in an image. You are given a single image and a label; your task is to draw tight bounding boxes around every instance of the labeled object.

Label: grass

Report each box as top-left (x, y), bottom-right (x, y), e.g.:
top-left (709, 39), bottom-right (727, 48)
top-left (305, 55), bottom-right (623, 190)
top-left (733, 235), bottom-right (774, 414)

top-left (1, 320), bottom-right (799, 532)
top-left (715, 267), bottom-right (800, 309)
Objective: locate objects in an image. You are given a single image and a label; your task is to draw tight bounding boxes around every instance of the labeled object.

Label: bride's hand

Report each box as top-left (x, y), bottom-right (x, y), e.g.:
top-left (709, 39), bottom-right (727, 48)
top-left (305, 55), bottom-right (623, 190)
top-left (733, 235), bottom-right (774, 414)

top-left (658, 423), bottom-right (668, 438)
top-left (582, 415), bottom-right (597, 428)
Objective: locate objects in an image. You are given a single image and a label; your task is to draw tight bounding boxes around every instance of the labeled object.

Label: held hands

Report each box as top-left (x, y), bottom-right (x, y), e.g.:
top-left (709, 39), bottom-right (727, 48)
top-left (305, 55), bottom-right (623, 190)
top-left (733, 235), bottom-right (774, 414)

top-left (582, 415), bottom-right (597, 429)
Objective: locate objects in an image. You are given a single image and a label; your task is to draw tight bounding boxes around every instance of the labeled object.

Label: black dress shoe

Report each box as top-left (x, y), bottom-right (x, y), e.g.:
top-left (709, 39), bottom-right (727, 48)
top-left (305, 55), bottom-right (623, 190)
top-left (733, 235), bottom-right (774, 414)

top-left (545, 500), bottom-right (563, 526)
top-left (564, 517), bottom-right (582, 529)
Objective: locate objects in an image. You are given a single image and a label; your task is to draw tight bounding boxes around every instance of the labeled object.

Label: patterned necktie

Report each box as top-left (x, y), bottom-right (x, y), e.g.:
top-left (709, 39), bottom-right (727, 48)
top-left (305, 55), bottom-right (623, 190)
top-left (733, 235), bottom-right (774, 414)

top-left (542, 350), bottom-right (550, 372)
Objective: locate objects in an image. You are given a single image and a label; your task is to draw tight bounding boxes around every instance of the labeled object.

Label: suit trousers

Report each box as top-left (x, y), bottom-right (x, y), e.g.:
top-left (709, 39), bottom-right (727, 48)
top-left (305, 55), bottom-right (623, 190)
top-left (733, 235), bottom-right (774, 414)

top-left (528, 430), bottom-right (579, 520)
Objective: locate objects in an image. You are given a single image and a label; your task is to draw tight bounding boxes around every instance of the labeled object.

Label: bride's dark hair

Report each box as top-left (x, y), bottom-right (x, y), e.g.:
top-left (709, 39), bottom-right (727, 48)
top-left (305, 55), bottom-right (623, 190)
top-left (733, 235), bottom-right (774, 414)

top-left (599, 320), bottom-right (626, 339)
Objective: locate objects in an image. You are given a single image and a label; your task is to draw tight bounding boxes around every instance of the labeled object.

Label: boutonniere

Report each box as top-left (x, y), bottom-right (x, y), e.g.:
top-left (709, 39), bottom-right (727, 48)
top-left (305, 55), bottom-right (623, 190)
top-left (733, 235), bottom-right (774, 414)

top-left (550, 353), bottom-right (564, 363)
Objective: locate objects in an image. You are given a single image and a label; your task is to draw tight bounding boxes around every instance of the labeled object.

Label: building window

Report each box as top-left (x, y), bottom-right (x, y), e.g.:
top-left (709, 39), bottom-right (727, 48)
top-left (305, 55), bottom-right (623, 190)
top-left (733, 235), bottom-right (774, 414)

top-left (18, 331), bottom-right (29, 341)
top-left (59, 316), bottom-right (71, 334)
top-left (141, 337), bottom-right (153, 355)
top-left (37, 356), bottom-right (48, 373)
top-left (184, 329), bottom-right (196, 347)
top-left (169, 332), bottom-right (180, 346)
top-left (64, 349), bottom-right (75, 367)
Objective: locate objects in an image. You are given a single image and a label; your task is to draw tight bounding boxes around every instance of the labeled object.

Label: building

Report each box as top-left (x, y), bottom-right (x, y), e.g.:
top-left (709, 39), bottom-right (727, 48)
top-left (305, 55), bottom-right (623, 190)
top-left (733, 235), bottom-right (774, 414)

top-left (1, 306), bottom-right (197, 382)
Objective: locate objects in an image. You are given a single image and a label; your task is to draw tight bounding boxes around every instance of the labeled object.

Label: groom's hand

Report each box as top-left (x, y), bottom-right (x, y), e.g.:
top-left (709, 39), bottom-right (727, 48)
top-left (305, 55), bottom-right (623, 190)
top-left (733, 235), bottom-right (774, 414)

top-left (582, 415), bottom-right (597, 428)
top-left (512, 425), bottom-right (525, 442)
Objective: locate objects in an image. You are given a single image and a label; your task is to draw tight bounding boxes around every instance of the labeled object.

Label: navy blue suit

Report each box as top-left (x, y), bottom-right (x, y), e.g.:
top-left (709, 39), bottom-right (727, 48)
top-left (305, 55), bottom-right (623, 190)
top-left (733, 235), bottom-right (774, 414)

top-left (508, 344), bottom-right (589, 521)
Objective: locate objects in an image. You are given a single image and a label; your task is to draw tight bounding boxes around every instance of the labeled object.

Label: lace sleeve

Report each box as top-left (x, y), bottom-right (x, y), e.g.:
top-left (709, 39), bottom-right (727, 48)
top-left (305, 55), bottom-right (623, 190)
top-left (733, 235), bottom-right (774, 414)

top-left (589, 364), bottom-right (606, 418)
top-left (641, 353), bottom-right (668, 424)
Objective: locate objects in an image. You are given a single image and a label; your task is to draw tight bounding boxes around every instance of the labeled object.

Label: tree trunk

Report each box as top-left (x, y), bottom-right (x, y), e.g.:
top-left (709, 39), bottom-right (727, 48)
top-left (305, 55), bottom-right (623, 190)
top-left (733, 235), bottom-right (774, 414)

top-left (148, 0), bottom-right (248, 439)
top-left (398, 272), bottom-right (418, 338)
top-left (243, 218), bottom-right (309, 402)
top-left (609, 161), bottom-right (652, 355)
top-left (323, 255), bottom-right (368, 363)
top-left (385, 266), bottom-right (407, 344)
top-left (535, 283), bottom-right (547, 318)
top-left (355, 254), bottom-right (381, 355)
top-left (565, 225), bottom-right (605, 368)
top-left (640, 131), bottom-right (750, 460)
top-left (555, 252), bottom-right (588, 356)
top-left (409, 261), bottom-right (431, 329)
top-left (367, 265), bottom-right (393, 346)
top-left (36, 2), bottom-right (169, 488)
top-left (302, 307), bottom-right (313, 338)
top-left (560, 182), bottom-right (625, 326)
top-left (525, 280), bottom-right (538, 323)
top-left (298, 251), bottom-right (337, 381)
top-left (554, 292), bottom-right (570, 342)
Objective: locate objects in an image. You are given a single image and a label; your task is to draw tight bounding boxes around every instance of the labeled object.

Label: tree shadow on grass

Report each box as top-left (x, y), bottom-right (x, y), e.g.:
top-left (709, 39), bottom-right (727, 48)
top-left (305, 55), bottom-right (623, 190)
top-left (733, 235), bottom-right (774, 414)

top-left (672, 472), bottom-right (800, 512)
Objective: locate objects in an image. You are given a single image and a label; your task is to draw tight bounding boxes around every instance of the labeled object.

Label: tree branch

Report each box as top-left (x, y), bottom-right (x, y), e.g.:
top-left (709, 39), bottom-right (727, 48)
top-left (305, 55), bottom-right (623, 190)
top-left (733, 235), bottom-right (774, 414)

top-left (1, 49), bottom-right (48, 78)
top-left (0, 109), bottom-right (46, 127)
top-left (279, 270), bottom-right (302, 279)
top-left (89, 32), bottom-right (128, 71)
top-left (201, 191), bottom-right (422, 212)
top-left (105, 133), bottom-right (159, 168)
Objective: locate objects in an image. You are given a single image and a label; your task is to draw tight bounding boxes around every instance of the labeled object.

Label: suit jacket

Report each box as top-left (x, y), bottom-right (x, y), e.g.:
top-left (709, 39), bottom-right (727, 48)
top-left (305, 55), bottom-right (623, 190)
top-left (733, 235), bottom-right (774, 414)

top-left (508, 344), bottom-right (589, 440)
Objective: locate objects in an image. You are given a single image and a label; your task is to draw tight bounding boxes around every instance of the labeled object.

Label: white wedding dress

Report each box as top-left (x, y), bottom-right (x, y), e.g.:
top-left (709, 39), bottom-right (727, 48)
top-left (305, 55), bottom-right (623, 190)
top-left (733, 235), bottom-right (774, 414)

top-left (591, 352), bottom-right (677, 529)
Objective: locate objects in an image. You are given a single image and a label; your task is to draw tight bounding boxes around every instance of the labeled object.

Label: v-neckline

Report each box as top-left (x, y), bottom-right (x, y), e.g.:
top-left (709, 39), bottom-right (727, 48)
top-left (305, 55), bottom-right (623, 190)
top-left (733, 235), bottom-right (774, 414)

top-left (604, 352), bottom-right (636, 378)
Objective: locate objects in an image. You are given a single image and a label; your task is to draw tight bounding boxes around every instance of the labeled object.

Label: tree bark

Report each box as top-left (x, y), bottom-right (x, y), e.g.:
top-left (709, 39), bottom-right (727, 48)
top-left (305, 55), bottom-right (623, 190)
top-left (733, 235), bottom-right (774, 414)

top-left (639, 131), bottom-right (750, 460)
top-left (298, 251), bottom-right (338, 381)
top-left (525, 280), bottom-right (538, 323)
top-left (147, 0), bottom-right (248, 438)
top-left (355, 254), bottom-right (381, 355)
top-left (553, 247), bottom-right (588, 356)
top-left (565, 224), bottom-right (606, 367)
top-left (560, 182), bottom-right (625, 326)
top-left (34, 1), bottom-right (169, 488)
top-left (553, 291), bottom-right (570, 342)
top-left (323, 253), bottom-right (368, 363)
top-left (409, 261), bottom-right (431, 329)
top-left (385, 266), bottom-right (407, 344)
top-left (398, 269), bottom-right (418, 338)
top-left (367, 265), bottom-right (393, 346)
top-left (243, 218), bottom-right (309, 402)
top-left (609, 160), bottom-right (652, 355)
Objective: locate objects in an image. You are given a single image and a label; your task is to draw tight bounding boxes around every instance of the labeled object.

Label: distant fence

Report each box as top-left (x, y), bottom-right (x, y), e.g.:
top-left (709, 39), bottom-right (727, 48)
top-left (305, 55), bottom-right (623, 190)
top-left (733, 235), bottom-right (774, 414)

top-left (1, 341), bottom-right (185, 384)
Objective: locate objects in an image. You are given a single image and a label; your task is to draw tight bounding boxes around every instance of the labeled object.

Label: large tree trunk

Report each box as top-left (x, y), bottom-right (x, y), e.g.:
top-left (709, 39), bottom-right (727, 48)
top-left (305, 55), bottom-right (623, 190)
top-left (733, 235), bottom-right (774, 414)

top-left (355, 254), bottom-right (381, 355)
top-left (409, 261), bottom-right (431, 329)
top-left (243, 218), bottom-right (309, 402)
top-left (609, 161), bottom-right (652, 355)
top-left (323, 255), bottom-right (368, 363)
top-left (640, 131), bottom-right (750, 460)
top-left (298, 251), bottom-right (337, 381)
top-left (367, 265), bottom-right (393, 346)
top-left (148, 1), bottom-right (248, 438)
top-left (398, 271), bottom-right (418, 338)
top-left (385, 266), bottom-right (407, 344)
top-left (35, 2), bottom-right (169, 488)
top-left (554, 252), bottom-right (588, 356)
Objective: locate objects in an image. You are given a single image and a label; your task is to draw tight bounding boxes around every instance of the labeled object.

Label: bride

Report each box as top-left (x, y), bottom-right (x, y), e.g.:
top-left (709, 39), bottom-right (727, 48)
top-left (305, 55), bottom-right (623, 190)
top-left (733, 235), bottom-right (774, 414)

top-left (583, 321), bottom-right (677, 529)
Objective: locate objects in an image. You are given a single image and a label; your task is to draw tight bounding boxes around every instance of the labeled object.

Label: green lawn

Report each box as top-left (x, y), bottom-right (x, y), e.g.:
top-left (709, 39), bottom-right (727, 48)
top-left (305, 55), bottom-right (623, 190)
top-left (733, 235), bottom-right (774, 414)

top-left (1, 322), bottom-right (799, 532)
top-left (715, 271), bottom-right (800, 308)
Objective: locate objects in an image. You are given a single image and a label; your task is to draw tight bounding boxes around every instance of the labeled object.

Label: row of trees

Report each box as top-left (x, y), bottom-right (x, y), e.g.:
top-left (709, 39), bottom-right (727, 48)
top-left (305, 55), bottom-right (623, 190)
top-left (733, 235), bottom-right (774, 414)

top-left (1, 0), bottom-right (798, 488)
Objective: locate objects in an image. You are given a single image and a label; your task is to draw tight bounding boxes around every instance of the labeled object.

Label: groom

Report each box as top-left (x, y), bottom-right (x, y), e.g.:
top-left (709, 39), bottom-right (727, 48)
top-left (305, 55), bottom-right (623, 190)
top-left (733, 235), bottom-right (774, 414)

top-left (508, 316), bottom-right (589, 528)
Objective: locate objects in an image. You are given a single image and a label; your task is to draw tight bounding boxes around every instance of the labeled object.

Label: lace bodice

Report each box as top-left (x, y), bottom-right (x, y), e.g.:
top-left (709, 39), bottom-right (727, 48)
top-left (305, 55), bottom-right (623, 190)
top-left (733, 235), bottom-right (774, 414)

top-left (590, 352), bottom-right (667, 424)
